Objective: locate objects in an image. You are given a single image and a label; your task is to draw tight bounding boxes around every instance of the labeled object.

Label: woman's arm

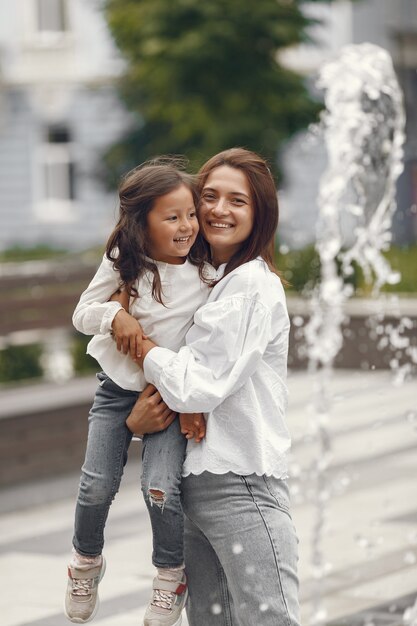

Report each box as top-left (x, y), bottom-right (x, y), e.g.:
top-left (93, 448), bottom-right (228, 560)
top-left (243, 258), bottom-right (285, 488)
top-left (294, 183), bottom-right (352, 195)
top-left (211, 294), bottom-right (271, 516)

top-left (143, 294), bottom-right (285, 414)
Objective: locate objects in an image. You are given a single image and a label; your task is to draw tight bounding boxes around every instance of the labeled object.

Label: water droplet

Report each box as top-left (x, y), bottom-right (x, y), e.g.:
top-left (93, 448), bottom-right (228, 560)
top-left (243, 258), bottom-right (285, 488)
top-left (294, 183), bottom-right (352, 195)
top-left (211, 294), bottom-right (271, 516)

top-left (355, 534), bottom-right (370, 548)
top-left (406, 411), bottom-right (416, 424)
top-left (311, 607), bottom-right (327, 624)
top-left (292, 316), bottom-right (304, 327)
top-left (260, 603), bottom-right (269, 612)
top-left (232, 543), bottom-right (243, 555)
top-left (211, 603), bottom-right (222, 615)
top-left (407, 531), bottom-right (417, 544)
top-left (404, 551), bottom-right (416, 565)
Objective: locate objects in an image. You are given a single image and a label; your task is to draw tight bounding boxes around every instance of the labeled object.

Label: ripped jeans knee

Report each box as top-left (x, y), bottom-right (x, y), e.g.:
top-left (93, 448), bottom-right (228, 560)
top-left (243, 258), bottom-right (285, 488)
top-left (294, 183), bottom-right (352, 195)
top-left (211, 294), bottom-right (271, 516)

top-left (147, 488), bottom-right (167, 511)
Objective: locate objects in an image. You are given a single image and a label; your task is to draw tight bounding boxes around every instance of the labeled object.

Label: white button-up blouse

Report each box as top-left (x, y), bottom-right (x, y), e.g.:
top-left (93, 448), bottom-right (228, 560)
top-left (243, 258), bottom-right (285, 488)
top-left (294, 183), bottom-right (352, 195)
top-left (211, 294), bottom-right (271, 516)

top-left (144, 258), bottom-right (291, 478)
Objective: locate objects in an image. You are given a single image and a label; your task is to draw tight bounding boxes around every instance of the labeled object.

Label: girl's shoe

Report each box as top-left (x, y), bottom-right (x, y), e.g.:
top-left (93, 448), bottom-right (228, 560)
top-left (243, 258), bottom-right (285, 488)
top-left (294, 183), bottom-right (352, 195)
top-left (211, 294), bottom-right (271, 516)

top-left (143, 574), bottom-right (188, 626)
top-left (64, 556), bottom-right (106, 623)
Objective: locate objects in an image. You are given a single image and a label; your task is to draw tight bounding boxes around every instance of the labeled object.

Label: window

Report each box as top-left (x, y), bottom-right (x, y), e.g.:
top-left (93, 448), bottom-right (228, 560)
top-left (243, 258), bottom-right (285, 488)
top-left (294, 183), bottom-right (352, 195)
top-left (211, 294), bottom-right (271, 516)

top-left (43, 126), bottom-right (75, 202)
top-left (34, 124), bottom-right (76, 223)
top-left (36, 0), bottom-right (67, 33)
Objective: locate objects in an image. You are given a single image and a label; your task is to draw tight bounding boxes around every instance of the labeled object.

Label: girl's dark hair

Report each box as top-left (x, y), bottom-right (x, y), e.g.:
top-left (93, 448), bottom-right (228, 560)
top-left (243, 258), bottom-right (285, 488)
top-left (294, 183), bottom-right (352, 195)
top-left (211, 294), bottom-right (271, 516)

top-left (196, 147), bottom-right (281, 283)
top-left (106, 158), bottom-right (201, 304)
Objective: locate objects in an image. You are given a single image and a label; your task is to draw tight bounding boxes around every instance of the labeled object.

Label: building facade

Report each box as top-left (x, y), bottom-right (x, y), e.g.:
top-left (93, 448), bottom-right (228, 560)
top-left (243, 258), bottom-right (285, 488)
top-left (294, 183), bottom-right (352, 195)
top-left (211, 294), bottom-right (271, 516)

top-left (0, 0), bottom-right (131, 251)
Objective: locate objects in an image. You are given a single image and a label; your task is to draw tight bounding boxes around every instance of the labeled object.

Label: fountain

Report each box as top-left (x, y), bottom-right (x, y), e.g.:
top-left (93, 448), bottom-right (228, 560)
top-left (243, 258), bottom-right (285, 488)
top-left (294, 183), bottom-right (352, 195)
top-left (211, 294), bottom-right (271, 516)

top-left (301, 43), bottom-right (415, 623)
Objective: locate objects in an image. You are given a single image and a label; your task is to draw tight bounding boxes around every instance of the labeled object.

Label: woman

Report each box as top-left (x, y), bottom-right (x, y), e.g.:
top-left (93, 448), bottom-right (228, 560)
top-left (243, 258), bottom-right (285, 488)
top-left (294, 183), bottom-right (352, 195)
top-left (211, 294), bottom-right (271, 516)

top-left (127, 148), bottom-right (300, 626)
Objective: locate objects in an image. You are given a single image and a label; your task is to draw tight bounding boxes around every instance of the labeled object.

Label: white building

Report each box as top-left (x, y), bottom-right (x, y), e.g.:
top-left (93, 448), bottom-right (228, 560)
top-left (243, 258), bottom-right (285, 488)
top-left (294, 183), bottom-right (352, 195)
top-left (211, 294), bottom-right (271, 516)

top-left (0, 0), bottom-right (131, 250)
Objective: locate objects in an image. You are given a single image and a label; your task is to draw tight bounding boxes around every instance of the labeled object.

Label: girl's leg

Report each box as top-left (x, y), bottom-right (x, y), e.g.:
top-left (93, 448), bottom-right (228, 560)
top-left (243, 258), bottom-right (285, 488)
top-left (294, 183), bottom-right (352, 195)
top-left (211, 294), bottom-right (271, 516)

top-left (181, 472), bottom-right (300, 626)
top-left (140, 417), bottom-right (187, 568)
top-left (73, 373), bottom-right (137, 556)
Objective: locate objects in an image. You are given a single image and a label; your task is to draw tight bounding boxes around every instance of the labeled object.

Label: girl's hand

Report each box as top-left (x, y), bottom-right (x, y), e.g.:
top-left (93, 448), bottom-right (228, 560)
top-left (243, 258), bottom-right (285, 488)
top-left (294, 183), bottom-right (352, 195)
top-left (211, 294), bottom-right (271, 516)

top-left (179, 413), bottom-right (206, 443)
top-left (109, 290), bottom-right (145, 360)
top-left (126, 384), bottom-right (177, 436)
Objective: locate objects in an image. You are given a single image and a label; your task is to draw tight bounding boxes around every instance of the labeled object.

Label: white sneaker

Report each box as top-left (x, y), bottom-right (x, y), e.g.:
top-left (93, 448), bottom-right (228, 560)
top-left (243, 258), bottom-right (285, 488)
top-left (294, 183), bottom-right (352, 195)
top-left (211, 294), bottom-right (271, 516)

top-left (64, 556), bottom-right (106, 623)
top-left (143, 573), bottom-right (188, 626)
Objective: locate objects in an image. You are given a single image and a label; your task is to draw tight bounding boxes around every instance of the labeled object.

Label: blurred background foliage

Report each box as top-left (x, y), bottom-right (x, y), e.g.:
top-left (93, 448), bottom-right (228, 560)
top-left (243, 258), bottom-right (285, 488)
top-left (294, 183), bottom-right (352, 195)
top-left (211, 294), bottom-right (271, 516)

top-left (102, 0), bottom-right (341, 185)
top-left (0, 245), bottom-right (68, 263)
top-left (71, 334), bottom-right (100, 375)
top-left (276, 244), bottom-right (417, 295)
top-left (0, 344), bottom-right (43, 383)
top-left (0, 334), bottom-right (98, 386)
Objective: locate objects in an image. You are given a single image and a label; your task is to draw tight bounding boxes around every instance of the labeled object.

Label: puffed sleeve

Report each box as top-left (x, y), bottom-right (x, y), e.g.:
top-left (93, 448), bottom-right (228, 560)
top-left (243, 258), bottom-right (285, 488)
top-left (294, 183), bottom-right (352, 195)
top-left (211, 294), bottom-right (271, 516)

top-left (72, 255), bottom-right (124, 335)
top-left (143, 295), bottom-right (275, 413)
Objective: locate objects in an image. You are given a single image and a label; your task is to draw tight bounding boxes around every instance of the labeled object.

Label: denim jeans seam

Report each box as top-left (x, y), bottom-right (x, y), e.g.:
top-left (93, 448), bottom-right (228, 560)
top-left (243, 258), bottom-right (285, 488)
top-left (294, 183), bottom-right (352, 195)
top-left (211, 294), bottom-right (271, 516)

top-left (262, 476), bottom-right (292, 519)
top-left (216, 560), bottom-right (234, 626)
top-left (241, 475), bottom-right (292, 626)
top-left (183, 511), bottom-right (234, 626)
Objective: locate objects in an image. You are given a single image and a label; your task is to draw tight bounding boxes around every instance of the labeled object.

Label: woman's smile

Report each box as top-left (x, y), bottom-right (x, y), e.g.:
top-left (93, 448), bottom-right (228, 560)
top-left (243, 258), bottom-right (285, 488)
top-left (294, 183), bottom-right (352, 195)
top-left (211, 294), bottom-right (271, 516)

top-left (206, 221), bottom-right (234, 229)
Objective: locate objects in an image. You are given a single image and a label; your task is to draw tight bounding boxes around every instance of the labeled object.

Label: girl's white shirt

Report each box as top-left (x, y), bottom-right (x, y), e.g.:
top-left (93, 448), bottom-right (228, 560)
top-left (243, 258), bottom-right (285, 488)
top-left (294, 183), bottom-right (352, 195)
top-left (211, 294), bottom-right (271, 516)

top-left (72, 255), bottom-right (214, 391)
top-left (144, 258), bottom-right (291, 479)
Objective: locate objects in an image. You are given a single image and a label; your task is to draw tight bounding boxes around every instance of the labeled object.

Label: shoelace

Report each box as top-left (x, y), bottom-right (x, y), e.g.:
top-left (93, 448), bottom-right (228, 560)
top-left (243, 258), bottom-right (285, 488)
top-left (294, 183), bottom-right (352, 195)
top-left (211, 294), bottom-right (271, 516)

top-left (151, 588), bottom-right (176, 610)
top-left (72, 577), bottom-right (94, 597)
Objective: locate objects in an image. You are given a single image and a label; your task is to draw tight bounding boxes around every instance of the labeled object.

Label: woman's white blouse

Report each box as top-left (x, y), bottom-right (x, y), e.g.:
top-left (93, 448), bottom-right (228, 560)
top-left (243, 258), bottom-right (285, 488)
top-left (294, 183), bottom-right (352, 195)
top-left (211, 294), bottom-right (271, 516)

top-left (72, 255), bottom-right (212, 391)
top-left (144, 258), bottom-right (291, 478)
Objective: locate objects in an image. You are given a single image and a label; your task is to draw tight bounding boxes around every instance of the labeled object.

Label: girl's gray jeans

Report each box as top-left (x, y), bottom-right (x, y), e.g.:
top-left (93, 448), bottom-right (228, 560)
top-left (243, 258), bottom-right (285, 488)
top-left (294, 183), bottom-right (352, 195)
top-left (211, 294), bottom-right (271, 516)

top-left (182, 471), bottom-right (300, 626)
top-left (73, 372), bottom-right (186, 567)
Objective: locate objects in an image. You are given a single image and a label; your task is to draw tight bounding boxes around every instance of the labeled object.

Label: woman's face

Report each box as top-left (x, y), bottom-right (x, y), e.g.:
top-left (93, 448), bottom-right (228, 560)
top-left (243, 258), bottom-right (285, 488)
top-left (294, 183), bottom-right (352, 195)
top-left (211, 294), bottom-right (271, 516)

top-left (199, 165), bottom-right (254, 266)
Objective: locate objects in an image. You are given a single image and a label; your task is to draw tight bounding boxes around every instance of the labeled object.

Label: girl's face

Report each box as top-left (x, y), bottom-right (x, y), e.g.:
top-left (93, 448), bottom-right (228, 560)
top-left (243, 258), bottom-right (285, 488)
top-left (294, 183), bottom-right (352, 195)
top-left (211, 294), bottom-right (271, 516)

top-left (146, 184), bottom-right (199, 264)
top-left (199, 165), bottom-right (254, 266)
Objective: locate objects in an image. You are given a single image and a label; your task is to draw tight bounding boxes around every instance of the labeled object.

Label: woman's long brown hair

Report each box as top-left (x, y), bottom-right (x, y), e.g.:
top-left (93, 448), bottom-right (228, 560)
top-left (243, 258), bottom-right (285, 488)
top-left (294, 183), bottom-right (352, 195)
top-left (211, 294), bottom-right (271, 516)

top-left (194, 147), bottom-right (281, 283)
top-left (106, 159), bottom-right (201, 304)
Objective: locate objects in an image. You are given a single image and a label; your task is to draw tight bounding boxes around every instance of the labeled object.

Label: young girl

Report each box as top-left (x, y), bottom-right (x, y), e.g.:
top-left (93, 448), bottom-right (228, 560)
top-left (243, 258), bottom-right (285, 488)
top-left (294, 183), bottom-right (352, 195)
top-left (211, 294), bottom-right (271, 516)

top-left (65, 160), bottom-right (212, 626)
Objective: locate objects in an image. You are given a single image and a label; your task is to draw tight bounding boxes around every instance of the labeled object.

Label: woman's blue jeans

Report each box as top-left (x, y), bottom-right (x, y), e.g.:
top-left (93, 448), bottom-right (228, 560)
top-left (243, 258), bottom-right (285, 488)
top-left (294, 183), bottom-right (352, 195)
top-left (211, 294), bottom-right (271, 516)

top-left (182, 471), bottom-right (300, 626)
top-left (72, 372), bottom-right (186, 568)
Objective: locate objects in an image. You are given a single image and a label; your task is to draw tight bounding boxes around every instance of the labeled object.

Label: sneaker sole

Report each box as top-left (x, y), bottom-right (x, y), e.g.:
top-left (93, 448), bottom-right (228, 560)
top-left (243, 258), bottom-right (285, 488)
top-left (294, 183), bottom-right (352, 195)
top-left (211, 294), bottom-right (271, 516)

top-left (64, 556), bottom-right (107, 624)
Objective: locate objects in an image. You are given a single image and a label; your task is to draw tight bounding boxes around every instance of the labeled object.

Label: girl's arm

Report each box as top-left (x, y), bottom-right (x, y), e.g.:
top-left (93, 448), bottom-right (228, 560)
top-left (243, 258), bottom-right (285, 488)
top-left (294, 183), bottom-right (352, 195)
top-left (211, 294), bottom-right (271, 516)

top-left (109, 290), bottom-right (145, 360)
top-left (72, 255), bottom-right (126, 336)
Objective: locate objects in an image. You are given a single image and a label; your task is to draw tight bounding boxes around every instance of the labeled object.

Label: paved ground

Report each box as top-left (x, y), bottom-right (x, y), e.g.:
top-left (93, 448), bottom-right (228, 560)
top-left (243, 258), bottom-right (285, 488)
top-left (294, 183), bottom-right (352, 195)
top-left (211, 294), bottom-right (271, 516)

top-left (1, 369), bottom-right (416, 626)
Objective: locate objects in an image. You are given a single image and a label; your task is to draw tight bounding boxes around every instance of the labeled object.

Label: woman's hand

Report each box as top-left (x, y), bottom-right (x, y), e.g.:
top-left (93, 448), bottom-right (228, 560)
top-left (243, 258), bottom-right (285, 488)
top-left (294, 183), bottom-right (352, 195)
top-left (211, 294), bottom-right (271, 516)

top-left (109, 290), bottom-right (145, 360)
top-left (179, 413), bottom-right (206, 443)
top-left (126, 384), bottom-right (177, 436)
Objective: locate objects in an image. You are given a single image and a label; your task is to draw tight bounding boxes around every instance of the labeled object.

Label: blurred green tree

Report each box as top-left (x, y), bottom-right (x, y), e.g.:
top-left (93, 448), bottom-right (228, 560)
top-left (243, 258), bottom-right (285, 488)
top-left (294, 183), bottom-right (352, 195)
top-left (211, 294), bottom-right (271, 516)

top-left (104, 0), bottom-right (337, 183)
